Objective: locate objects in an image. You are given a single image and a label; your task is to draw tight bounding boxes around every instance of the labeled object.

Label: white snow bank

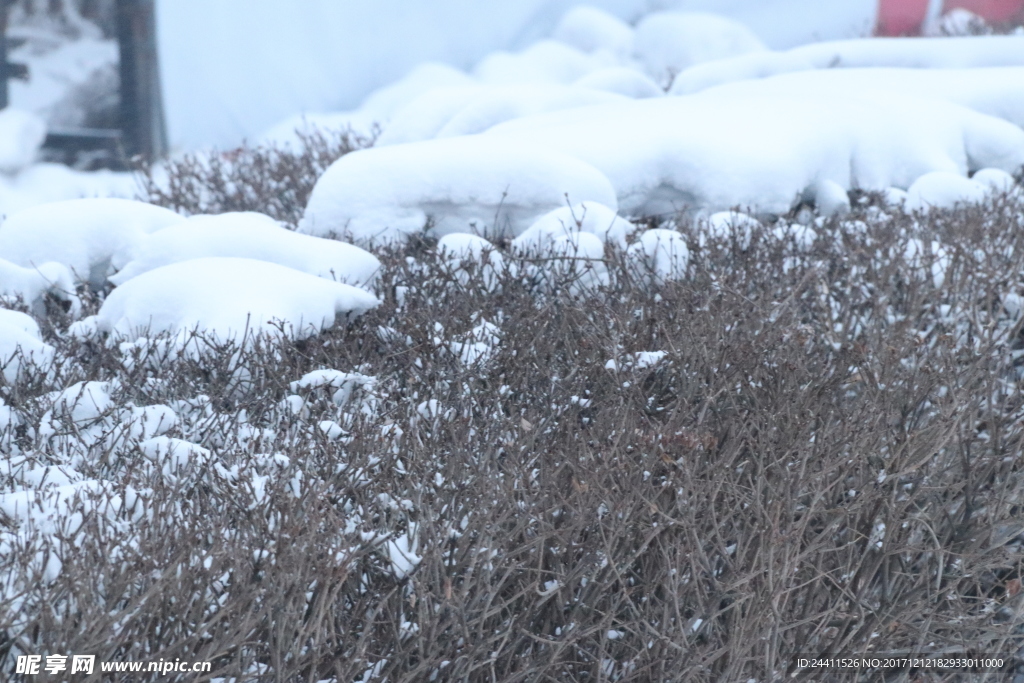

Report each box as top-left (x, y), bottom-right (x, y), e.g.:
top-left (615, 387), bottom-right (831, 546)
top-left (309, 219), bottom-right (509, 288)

top-left (0, 109), bottom-right (46, 174)
top-left (627, 229), bottom-right (690, 286)
top-left (0, 308), bottom-right (54, 384)
top-left (634, 12), bottom-right (766, 85)
top-left (513, 201), bottom-right (635, 251)
top-left (0, 198), bottom-right (184, 288)
top-left (92, 257), bottom-right (380, 344)
top-left (552, 6), bottom-right (634, 60)
top-left (299, 136), bottom-right (616, 245)
top-left (377, 84), bottom-right (628, 146)
top-left (109, 212), bottom-right (380, 288)
top-left (692, 67), bottom-right (1024, 129)
top-left (906, 171), bottom-right (989, 211)
top-left (671, 36), bottom-right (1024, 95)
top-left (486, 91), bottom-right (1024, 216)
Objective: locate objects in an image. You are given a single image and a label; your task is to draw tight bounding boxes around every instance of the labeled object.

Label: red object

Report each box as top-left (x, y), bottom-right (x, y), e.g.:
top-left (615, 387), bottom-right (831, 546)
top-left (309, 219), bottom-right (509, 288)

top-left (876, 0), bottom-right (1024, 35)
top-left (876, 0), bottom-right (931, 35)
top-left (943, 0), bottom-right (1024, 23)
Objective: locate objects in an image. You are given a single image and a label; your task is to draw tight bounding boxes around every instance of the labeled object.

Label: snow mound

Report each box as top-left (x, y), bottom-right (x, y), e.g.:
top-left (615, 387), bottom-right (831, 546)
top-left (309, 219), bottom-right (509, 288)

top-left (906, 172), bottom-right (989, 211)
top-left (92, 257), bottom-right (380, 344)
top-left (552, 6), bottom-right (634, 60)
top-left (0, 109), bottom-right (46, 174)
top-left (109, 212), bottom-right (380, 288)
top-left (0, 308), bottom-right (54, 383)
top-left (513, 201), bottom-right (636, 251)
top-left (809, 179), bottom-right (852, 217)
top-left (540, 231), bottom-right (609, 295)
top-left (688, 67), bottom-right (1024, 129)
top-left (627, 229), bottom-right (690, 286)
top-left (671, 36), bottom-right (1024, 95)
top-left (486, 91), bottom-right (1024, 216)
top-left (634, 12), bottom-right (766, 85)
top-left (0, 198), bottom-right (184, 288)
top-left (573, 68), bottom-right (664, 99)
top-left (0, 258), bottom-right (78, 317)
top-left (474, 40), bottom-right (613, 86)
top-left (260, 62), bottom-right (475, 147)
top-left (378, 84), bottom-right (627, 145)
top-left (299, 136), bottom-right (617, 245)
top-left (437, 233), bottom-right (506, 292)
top-left (972, 168), bottom-right (1018, 195)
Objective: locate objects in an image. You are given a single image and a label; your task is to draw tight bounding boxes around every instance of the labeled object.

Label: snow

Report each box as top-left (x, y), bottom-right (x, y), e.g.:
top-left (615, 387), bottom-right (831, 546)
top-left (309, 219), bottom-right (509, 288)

top-left (299, 136), bottom-right (617, 244)
top-left (485, 90), bottom-right (1024, 216)
top-left (90, 257), bottom-right (380, 344)
top-left (627, 229), bottom-right (690, 285)
top-left (701, 211), bottom-right (761, 250)
top-left (906, 171), bottom-right (990, 211)
top-left (633, 12), bottom-right (767, 85)
top-left (0, 109), bottom-right (46, 174)
top-left (475, 40), bottom-right (615, 85)
top-left (260, 62), bottom-right (475, 147)
top-left (552, 6), bottom-right (634, 60)
top-left (809, 179), bottom-right (853, 217)
top-left (450, 319), bottom-right (502, 366)
top-left (688, 67), bottom-right (1024, 129)
top-left (973, 168), bottom-right (1019, 194)
top-left (573, 67), bottom-right (665, 98)
top-left (139, 437), bottom-right (213, 475)
top-left (109, 212), bottom-right (381, 288)
top-left (0, 308), bottom-right (54, 384)
top-left (0, 163), bottom-right (137, 219)
top-left (161, 1), bottom-right (882, 149)
top-left (0, 199), bottom-right (185, 288)
top-left (0, 258), bottom-right (78, 317)
top-left (290, 369), bottom-right (377, 408)
top-left (671, 36), bottom-right (1024, 95)
top-left (513, 201), bottom-right (636, 250)
top-left (437, 233), bottom-right (506, 291)
top-left (377, 84), bottom-right (628, 145)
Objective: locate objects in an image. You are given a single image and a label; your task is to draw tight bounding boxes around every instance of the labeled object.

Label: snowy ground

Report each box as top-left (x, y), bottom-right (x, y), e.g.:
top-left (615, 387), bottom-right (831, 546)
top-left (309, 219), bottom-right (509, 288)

top-left (1, 3), bottom-right (1024, 682)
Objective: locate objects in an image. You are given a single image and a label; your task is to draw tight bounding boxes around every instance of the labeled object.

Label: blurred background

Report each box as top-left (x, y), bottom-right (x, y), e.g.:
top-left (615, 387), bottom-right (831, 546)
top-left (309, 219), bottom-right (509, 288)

top-left (2, 0), bottom-right (1023, 155)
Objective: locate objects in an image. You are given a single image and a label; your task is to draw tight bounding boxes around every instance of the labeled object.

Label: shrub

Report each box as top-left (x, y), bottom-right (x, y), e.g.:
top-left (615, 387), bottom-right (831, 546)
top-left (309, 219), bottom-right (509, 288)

top-left (137, 127), bottom-right (374, 227)
top-left (5, 154), bottom-right (1024, 681)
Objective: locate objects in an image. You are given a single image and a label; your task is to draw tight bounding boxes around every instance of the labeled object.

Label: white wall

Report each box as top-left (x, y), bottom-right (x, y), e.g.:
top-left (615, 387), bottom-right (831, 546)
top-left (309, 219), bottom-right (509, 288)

top-left (156, 0), bottom-right (877, 150)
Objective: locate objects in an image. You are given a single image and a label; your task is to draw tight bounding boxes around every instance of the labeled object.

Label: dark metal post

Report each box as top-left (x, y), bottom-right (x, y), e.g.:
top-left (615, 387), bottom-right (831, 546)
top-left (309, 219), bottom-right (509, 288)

top-left (0, 0), bottom-right (10, 110)
top-left (116, 0), bottom-right (167, 159)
